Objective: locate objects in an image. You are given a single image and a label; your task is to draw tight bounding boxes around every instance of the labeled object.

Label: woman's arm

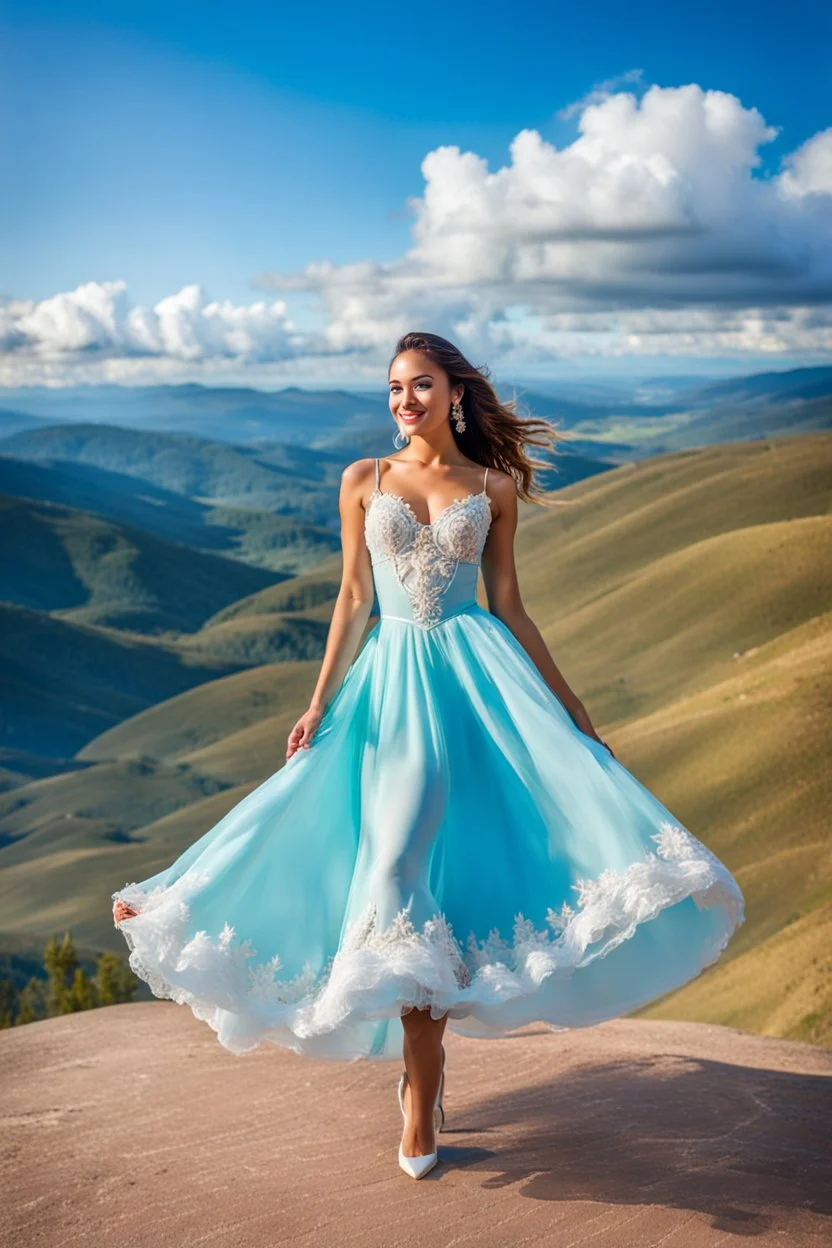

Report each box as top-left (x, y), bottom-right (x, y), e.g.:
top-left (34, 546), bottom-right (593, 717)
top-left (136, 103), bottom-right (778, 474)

top-left (286, 459), bottom-right (376, 757)
top-left (480, 473), bottom-right (610, 751)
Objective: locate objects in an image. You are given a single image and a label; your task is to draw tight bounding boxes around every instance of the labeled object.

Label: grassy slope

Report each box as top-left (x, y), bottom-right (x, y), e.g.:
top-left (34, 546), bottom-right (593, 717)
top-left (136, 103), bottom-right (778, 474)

top-left (621, 615), bottom-right (832, 1045)
top-left (0, 424), bottom-right (338, 512)
top-left (0, 455), bottom-right (341, 575)
top-left (1, 433), bottom-right (830, 1043)
top-left (77, 661), bottom-right (321, 764)
top-left (205, 556), bottom-right (343, 623)
top-left (0, 494), bottom-right (281, 633)
top-left (0, 603), bottom-right (240, 757)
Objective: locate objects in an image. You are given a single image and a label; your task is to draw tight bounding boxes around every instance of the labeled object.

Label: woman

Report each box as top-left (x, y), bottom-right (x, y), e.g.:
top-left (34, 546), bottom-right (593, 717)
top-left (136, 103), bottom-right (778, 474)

top-left (112, 331), bottom-right (744, 1181)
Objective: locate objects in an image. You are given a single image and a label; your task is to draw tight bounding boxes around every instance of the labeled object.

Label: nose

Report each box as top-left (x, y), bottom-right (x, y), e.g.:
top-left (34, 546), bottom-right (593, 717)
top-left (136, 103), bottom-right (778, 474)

top-left (398, 389), bottom-right (423, 407)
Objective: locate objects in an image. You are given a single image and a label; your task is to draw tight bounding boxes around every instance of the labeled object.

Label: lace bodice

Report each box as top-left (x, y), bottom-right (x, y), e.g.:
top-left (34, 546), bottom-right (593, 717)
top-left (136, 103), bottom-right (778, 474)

top-left (364, 459), bottom-right (493, 628)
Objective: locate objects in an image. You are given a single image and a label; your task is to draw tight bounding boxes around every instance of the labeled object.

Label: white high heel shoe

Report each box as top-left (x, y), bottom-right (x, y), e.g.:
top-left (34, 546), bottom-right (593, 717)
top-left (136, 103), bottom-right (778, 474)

top-left (397, 1073), bottom-right (439, 1180)
top-left (396, 1053), bottom-right (441, 1178)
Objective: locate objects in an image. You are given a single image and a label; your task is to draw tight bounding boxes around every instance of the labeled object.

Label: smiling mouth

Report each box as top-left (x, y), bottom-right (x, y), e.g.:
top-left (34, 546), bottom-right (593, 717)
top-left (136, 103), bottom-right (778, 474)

top-left (400, 412), bottom-right (425, 421)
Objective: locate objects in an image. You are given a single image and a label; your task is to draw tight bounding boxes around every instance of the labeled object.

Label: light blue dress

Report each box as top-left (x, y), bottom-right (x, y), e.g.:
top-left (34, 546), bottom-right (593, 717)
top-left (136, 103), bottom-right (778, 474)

top-left (113, 458), bottom-right (744, 1060)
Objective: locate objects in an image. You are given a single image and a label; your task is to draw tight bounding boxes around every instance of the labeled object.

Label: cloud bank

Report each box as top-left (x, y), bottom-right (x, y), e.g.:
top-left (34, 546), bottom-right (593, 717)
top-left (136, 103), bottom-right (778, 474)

top-left (4, 83), bottom-right (831, 385)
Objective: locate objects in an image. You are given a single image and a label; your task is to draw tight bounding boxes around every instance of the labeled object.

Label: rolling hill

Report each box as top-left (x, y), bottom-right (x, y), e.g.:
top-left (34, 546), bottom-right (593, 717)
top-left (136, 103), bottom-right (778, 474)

top-left (0, 410), bottom-right (53, 439)
top-left (0, 383), bottom-right (391, 444)
top-left (0, 456), bottom-right (342, 575)
top-left (0, 494), bottom-right (283, 633)
top-left (679, 364), bottom-right (832, 407)
top-left (1, 431), bottom-right (830, 1046)
top-left (0, 424), bottom-right (343, 515)
top-left (562, 367), bottom-right (832, 457)
top-left (0, 603), bottom-right (241, 758)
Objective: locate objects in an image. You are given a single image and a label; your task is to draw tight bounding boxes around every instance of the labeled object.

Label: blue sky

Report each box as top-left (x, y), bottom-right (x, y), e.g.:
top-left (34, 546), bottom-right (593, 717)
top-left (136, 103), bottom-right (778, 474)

top-left (2, 0), bottom-right (830, 388)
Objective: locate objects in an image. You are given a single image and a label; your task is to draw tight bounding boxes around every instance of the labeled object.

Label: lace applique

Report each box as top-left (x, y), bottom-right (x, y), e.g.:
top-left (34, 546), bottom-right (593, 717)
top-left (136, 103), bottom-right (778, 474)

top-left (364, 489), bottom-right (493, 627)
top-left (111, 820), bottom-right (744, 1054)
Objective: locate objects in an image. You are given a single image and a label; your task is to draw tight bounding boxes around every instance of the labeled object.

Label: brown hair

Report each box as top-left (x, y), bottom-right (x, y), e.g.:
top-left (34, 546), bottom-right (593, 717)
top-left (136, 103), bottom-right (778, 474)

top-left (389, 331), bottom-right (569, 507)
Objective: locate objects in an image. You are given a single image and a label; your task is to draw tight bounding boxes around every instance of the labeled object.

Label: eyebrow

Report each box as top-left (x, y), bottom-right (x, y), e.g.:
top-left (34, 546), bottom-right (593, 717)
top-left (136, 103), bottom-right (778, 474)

top-left (388, 373), bottom-right (434, 384)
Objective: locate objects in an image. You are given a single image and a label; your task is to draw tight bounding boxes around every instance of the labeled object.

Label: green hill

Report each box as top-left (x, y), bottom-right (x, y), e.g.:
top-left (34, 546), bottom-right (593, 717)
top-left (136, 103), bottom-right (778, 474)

top-left (0, 424), bottom-right (341, 516)
top-left (179, 613), bottom-right (331, 665)
top-left (205, 557), bottom-right (342, 624)
top-left (0, 456), bottom-right (341, 575)
top-left (0, 603), bottom-right (240, 758)
top-left (77, 661), bottom-right (320, 764)
top-left (0, 494), bottom-right (282, 633)
top-left (0, 757), bottom-right (233, 859)
top-left (1, 432), bottom-right (830, 1046)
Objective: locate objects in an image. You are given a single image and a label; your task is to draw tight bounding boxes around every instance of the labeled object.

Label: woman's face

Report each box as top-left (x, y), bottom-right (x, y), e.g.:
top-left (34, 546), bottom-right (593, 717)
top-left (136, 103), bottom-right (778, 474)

top-left (388, 349), bottom-right (462, 439)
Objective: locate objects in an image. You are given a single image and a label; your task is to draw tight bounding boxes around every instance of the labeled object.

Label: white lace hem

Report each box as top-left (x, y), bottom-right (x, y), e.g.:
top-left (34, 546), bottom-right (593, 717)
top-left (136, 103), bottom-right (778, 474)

top-left (112, 821), bottom-right (744, 1059)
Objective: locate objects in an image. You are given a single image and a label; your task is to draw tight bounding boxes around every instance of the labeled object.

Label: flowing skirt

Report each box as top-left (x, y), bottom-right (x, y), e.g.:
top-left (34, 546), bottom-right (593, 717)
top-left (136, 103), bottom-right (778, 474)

top-left (113, 605), bottom-right (744, 1060)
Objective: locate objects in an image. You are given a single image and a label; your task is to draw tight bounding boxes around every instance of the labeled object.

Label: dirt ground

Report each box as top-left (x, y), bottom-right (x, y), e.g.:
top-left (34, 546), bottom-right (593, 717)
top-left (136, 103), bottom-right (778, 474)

top-left (2, 1003), bottom-right (830, 1247)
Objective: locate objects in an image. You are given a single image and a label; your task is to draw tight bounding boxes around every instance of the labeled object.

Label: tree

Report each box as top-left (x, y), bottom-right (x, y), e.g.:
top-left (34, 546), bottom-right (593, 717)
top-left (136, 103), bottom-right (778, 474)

top-left (6, 934), bottom-right (138, 1026)
top-left (67, 967), bottom-right (98, 1012)
top-left (15, 978), bottom-right (47, 1025)
top-left (44, 932), bottom-right (81, 1016)
top-left (0, 979), bottom-right (19, 1028)
top-left (94, 952), bottom-right (139, 1005)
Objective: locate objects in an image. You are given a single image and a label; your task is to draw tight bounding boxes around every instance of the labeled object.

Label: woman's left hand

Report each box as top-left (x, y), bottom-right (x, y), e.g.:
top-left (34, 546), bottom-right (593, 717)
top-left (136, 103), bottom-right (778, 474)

top-left (571, 704), bottom-right (615, 758)
top-left (113, 899), bottom-right (139, 925)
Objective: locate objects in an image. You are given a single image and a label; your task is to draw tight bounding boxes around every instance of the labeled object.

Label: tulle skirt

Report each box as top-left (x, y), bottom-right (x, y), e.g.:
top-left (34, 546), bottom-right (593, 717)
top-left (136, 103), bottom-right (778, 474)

top-left (113, 604), bottom-right (744, 1060)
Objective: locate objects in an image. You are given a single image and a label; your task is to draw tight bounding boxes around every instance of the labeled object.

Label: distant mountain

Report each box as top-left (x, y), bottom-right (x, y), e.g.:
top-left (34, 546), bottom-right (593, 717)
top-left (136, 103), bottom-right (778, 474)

top-left (677, 366), bottom-right (832, 408)
top-left (0, 494), bottom-right (284, 634)
top-left (0, 456), bottom-right (342, 575)
top-left (617, 394), bottom-right (832, 457)
top-left (0, 424), bottom-right (343, 516)
top-left (0, 410), bottom-right (54, 439)
top-left (4, 368), bottom-right (831, 458)
top-left (0, 380), bottom-right (642, 467)
top-left (0, 420), bottom-right (623, 525)
top-left (0, 384), bottom-right (390, 446)
top-left (505, 370), bottom-right (832, 460)
top-left (561, 373), bottom-right (832, 459)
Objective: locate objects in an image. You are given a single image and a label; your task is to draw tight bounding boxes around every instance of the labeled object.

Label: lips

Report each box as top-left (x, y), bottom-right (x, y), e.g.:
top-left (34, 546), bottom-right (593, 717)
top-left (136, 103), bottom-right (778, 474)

top-left (400, 412), bottom-right (425, 422)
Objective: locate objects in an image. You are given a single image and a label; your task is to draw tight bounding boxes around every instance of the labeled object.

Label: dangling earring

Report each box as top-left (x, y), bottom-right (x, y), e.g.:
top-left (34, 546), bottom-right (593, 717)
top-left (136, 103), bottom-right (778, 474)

top-left (451, 398), bottom-right (466, 433)
top-left (393, 427), bottom-right (409, 449)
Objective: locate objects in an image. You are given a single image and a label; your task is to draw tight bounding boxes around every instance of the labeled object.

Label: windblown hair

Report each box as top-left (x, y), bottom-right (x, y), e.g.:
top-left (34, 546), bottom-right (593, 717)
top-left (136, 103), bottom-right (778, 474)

top-left (389, 331), bottom-right (570, 508)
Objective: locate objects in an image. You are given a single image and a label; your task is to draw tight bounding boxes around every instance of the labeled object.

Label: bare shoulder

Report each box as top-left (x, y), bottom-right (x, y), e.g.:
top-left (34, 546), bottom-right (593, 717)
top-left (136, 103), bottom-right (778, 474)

top-left (484, 465), bottom-right (517, 519)
top-left (341, 456), bottom-right (376, 485)
top-left (340, 457), bottom-right (378, 496)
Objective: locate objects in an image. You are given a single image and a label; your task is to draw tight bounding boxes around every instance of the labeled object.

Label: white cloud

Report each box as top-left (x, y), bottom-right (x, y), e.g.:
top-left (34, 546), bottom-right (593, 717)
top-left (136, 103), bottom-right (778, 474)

top-left (3, 82), bottom-right (831, 385)
top-left (253, 83), bottom-right (832, 361)
top-left (0, 280), bottom-right (303, 381)
top-left (777, 127), bottom-right (832, 199)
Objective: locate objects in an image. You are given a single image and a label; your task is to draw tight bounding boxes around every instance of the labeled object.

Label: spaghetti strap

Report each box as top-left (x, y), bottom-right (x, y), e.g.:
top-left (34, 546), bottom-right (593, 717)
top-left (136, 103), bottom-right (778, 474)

top-left (483, 465), bottom-right (489, 492)
top-left (375, 457), bottom-right (380, 489)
